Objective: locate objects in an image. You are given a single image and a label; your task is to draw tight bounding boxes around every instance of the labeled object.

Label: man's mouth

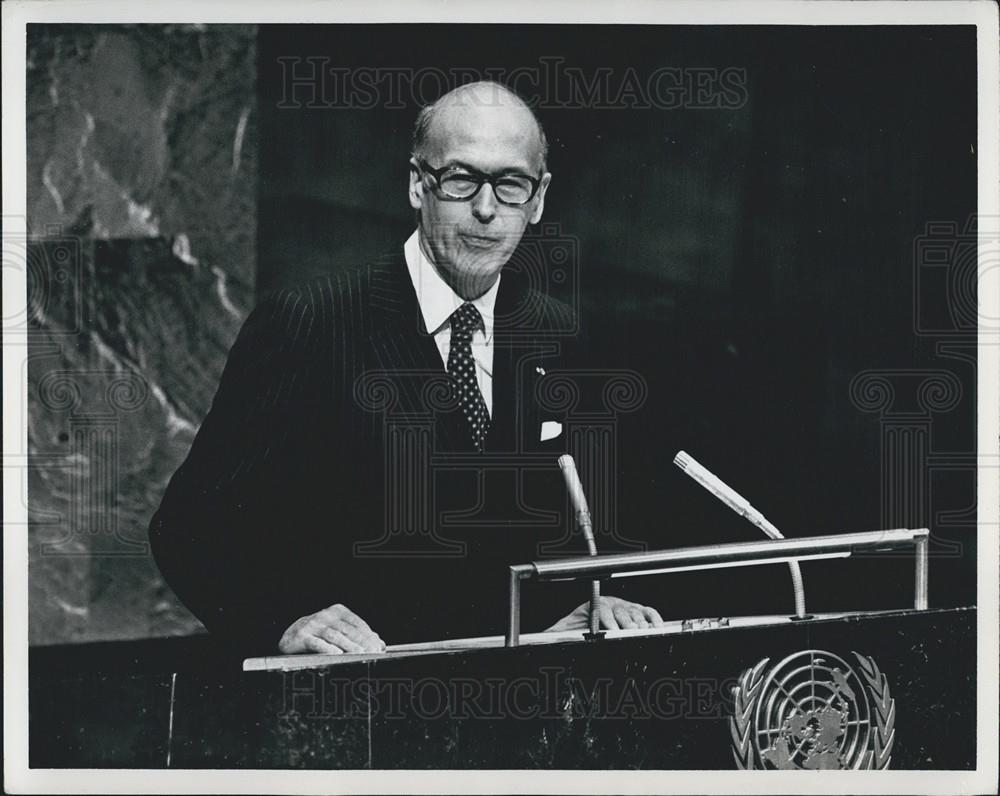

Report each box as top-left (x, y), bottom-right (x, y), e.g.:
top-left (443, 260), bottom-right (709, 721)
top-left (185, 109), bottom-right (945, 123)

top-left (460, 233), bottom-right (502, 248)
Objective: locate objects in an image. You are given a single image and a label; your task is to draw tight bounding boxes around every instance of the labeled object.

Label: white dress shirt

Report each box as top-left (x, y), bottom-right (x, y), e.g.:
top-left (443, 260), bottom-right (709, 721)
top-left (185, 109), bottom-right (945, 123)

top-left (403, 230), bottom-right (499, 416)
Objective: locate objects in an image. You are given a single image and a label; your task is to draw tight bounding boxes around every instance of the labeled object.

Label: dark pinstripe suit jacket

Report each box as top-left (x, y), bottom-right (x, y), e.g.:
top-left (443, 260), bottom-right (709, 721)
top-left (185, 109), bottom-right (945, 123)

top-left (150, 247), bottom-right (577, 653)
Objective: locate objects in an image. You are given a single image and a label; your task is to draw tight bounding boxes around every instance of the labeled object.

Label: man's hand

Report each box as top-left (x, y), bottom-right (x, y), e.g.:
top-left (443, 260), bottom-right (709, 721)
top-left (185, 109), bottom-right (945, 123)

top-left (545, 596), bottom-right (665, 633)
top-left (278, 603), bottom-right (386, 654)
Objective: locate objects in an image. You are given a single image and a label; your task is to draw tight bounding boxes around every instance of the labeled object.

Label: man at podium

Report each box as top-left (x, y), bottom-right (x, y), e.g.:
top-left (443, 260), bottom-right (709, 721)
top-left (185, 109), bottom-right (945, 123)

top-left (149, 80), bottom-right (664, 656)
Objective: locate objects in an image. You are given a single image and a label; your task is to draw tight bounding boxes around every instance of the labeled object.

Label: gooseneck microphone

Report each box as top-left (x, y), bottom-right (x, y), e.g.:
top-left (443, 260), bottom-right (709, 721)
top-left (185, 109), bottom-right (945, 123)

top-left (558, 455), bottom-right (598, 555)
top-left (673, 451), bottom-right (807, 618)
top-left (558, 455), bottom-right (603, 637)
top-left (673, 451), bottom-right (784, 540)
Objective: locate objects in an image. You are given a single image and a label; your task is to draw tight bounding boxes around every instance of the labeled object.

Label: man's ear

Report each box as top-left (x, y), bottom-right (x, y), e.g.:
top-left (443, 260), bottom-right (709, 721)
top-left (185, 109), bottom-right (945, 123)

top-left (528, 172), bottom-right (552, 225)
top-left (408, 158), bottom-right (424, 210)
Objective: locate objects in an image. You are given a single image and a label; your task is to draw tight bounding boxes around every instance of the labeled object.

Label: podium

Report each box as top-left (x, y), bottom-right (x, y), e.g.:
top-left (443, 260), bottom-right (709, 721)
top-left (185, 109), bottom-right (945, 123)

top-left (28, 529), bottom-right (976, 769)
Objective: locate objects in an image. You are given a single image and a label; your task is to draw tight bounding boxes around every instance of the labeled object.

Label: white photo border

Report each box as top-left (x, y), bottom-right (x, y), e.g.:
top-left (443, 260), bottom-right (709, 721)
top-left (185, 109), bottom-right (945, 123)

top-left (3, 1), bottom-right (997, 794)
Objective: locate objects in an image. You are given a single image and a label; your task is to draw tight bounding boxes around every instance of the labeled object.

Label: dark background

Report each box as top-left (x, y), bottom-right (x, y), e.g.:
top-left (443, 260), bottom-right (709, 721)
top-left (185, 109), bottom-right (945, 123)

top-left (257, 25), bottom-right (978, 620)
top-left (26, 24), bottom-right (978, 644)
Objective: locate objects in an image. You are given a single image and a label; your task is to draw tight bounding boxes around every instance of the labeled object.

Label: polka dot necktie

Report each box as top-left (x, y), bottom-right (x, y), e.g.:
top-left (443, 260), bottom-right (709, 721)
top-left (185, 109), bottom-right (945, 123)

top-left (447, 302), bottom-right (490, 452)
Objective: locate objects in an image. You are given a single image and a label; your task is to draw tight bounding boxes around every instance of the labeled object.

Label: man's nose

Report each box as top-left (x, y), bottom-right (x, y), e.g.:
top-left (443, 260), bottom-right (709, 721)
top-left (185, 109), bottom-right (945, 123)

top-left (471, 183), bottom-right (498, 223)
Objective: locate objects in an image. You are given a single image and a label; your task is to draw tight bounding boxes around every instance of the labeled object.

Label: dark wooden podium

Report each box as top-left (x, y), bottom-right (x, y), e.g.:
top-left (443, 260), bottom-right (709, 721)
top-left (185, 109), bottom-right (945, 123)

top-left (29, 606), bottom-right (975, 769)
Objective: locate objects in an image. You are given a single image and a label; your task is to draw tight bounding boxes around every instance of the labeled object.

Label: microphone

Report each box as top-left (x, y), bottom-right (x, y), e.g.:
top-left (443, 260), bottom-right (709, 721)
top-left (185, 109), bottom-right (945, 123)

top-left (673, 451), bottom-right (807, 618)
top-left (558, 455), bottom-right (597, 556)
top-left (557, 454), bottom-right (603, 636)
top-left (673, 451), bottom-right (783, 541)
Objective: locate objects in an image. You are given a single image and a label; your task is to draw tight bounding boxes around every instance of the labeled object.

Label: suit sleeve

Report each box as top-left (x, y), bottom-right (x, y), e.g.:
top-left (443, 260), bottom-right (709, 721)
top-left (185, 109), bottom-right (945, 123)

top-left (149, 287), bottom-right (318, 653)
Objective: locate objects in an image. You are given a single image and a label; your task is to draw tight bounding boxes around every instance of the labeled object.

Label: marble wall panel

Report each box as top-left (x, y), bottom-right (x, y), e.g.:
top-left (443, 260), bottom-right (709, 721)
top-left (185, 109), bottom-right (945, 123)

top-left (26, 24), bottom-right (258, 644)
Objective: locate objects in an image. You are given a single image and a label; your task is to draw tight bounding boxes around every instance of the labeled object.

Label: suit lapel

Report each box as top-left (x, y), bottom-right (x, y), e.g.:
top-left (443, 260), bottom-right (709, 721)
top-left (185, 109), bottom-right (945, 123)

top-left (488, 265), bottom-right (557, 454)
top-left (366, 251), bottom-right (471, 452)
top-left (362, 246), bottom-right (561, 455)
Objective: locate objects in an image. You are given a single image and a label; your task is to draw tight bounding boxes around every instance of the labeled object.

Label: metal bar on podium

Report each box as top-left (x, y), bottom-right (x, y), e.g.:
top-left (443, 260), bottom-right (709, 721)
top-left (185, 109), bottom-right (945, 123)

top-left (505, 528), bottom-right (930, 647)
top-left (915, 532), bottom-right (929, 610)
top-left (505, 564), bottom-right (533, 648)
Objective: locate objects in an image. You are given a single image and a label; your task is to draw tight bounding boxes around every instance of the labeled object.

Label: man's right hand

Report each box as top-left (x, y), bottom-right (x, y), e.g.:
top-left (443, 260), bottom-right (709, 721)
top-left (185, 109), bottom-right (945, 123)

top-left (278, 603), bottom-right (386, 654)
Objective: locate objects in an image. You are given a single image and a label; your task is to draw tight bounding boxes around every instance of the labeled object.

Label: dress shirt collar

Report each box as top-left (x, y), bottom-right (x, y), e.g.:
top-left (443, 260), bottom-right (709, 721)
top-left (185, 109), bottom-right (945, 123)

top-left (403, 230), bottom-right (499, 342)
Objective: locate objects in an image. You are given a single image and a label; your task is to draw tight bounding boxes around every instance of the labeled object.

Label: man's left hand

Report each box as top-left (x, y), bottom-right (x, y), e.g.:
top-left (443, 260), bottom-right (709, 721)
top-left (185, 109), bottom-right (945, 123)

top-left (545, 596), bottom-right (665, 632)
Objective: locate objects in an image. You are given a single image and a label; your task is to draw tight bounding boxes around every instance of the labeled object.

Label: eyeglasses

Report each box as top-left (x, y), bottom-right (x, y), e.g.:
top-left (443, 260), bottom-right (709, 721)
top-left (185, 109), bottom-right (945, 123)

top-left (415, 159), bottom-right (542, 207)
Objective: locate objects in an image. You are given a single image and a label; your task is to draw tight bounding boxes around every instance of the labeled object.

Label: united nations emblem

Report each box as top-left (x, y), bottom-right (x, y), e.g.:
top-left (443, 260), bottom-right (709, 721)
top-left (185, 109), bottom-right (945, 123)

top-left (729, 650), bottom-right (895, 770)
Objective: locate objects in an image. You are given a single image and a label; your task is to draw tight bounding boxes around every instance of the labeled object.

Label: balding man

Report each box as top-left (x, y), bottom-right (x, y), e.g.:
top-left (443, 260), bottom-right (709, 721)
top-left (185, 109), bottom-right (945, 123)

top-left (150, 82), bottom-right (662, 655)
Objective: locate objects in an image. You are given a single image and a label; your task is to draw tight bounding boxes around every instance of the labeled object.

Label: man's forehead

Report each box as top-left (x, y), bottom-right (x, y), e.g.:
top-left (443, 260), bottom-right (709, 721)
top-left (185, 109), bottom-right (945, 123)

top-left (424, 102), bottom-right (543, 170)
top-left (435, 82), bottom-right (530, 117)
